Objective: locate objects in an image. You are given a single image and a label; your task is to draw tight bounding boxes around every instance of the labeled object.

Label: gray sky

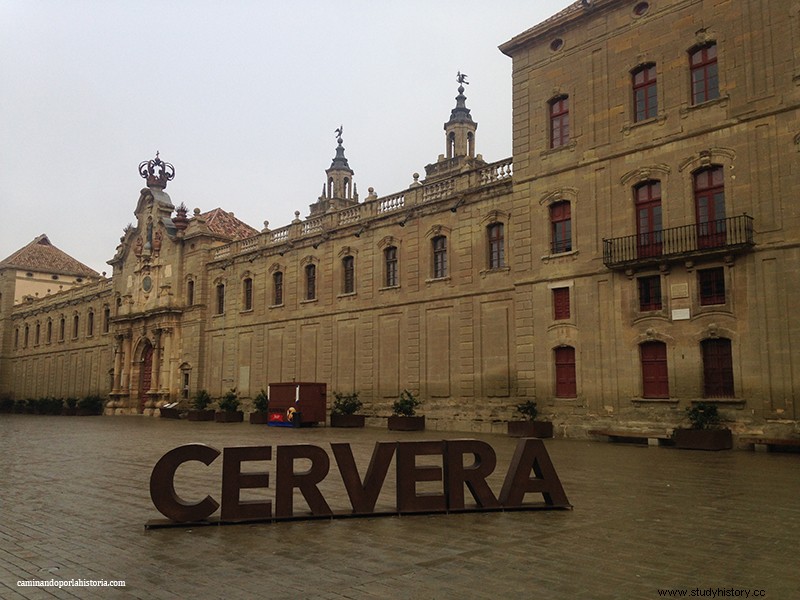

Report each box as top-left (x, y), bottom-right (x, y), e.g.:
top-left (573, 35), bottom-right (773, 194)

top-left (1, 0), bottom-right (573, 274)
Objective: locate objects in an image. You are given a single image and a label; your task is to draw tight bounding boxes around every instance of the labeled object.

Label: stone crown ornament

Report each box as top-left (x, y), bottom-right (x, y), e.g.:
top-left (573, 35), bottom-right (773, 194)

top-left (139, 152), bottom-right (175, 189)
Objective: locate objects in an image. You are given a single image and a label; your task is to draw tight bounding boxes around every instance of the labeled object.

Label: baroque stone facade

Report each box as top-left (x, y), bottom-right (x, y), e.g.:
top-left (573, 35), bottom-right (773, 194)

top-left (1, 0), bottom-right (797, 439)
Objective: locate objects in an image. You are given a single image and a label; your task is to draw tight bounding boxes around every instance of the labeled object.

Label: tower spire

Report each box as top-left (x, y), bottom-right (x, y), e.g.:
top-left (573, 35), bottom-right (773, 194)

top-left (444, 72), bottom-right (477, 159)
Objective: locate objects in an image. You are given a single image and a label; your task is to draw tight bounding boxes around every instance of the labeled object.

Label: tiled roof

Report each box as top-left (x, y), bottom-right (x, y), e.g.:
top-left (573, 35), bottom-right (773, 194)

top-left (0, 235), bottom-right (100, 277)
top-left (198, 208), bottom-right (259, 241)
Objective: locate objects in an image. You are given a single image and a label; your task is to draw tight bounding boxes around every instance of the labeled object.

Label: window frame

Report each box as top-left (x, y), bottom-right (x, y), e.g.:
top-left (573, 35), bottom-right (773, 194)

top-left (215, 283), bottom-right (225, 315)
top-left (432, 235), bottom-right (448, 279)
top-left (552, 287), bottom-right (571, 320)
top-left (689, 43), bottom-right (719, 105)
top-left (549, 95), bottom-right (570, 149)
top-left (305, 264), bottom-right (317, 301)
top-left (554, 346), bottom-right (577, 398)
top-left (342, 256), bottom-right (355, 295)
top-left (698, 267), bottom-right (725, 306)
top-left (638, 275), bottom-right (663, 312)
top-left (702, 338), bottom-right (734, 398)
top-left (273, 271), bottom-right (284, 306)
top-left (242, 277), bottom-right (253, 311)
top-left (550, 201), bottom-right (572, 254)
top-left (487, 223), bottom-right (505, 269)
top-left (640, 341), bottom-right (669, 399)
top-left (632, 63), bottom-right (658, 122)
top-left (384, 246), bottom-right (399, 288)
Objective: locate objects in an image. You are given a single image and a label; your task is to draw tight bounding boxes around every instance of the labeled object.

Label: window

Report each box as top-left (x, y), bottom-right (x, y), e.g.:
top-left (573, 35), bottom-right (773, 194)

top-left (59, 317), bottom-right (65, 342)
top-left (638, 275), bottom-right (662, 311)
top-left (242, 278), bottom-right (253, 311)
top-left (702, 338), bottom-right (734, 397)
top-left (273, 272), bottom-right (283, 305)
top-left (342, 256), bottom-right (355, 294)
top-left (103, 306), bottom-right (110, 333)
top-left (47, 320), bottom-right (52, 344)
top-left (384, 246), bottom-right (398, 287)
top-left (35, 322), bottom-right (40, 346)
top-left (632, 64), bottom-right (658, 122)
top-left (72, 315), bottom-right (79, 339)
top-left (550, 201), bottom-right (572, 254)
top-left (87, 310), bottom-right (94, 336)
top-left (694, 166), bottom-right (726, 248)
top-left (305, 264), bottom-right (316, 300)
top-left (698, 267), bottom-right (725, 305)
top-left (554, 346), bottom-right (577, 398)
top-left (14, 327), bottom-right (19, 349)
top-left (187, 280), bottom-right (195, 306)
top-left (690, 43), bottom-right (719, 105)
top-left (635, 181), bottom-right (663, 258)
top-left (640, 341), bottom-right (669, 398)
top-left (432, 235), bottom-right (447, 279)
top-left (216, 283), bottom-right (225, 314)
top-left (553, 287), bottom-right (570, 320)
top-left (487, 223), bottom-right (505, 269)
top-left (549, 96), bottom-right (569, 148)
top-left (24, 325), bottom-right (29, 348)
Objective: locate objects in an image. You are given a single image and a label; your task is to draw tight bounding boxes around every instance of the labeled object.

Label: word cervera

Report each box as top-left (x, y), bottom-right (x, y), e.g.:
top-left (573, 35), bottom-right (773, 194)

top-left (149, 438), bottom-right (571, 524)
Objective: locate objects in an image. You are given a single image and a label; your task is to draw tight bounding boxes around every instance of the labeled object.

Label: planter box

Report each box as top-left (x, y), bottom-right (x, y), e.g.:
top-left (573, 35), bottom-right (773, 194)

top-left (215, 411), bottom-right (244, 423)
top-left (249, 412), bottom-right (270, 424)
top-left (507, 420), bottom-right (554, 438)
top-left (159, 407), bottom-right (182, 419)
top-left (331, 414), bottom-right (365, 428)
top-left (187, 409), bottom-right (215, 422)
top-left (61, 408), bottom-right (77, 416)
top-left (388, 415), bottom-right (425, 431)
top-left (673, 428), bottom-right (732, 451)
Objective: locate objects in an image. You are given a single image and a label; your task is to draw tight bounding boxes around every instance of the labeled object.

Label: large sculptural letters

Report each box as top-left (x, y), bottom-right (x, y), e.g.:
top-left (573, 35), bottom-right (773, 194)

top-left (149, 438), bottom-right (570, 525)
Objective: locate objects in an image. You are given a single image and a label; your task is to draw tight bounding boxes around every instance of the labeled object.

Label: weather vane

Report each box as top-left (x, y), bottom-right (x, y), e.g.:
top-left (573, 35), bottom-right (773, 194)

top-left (457, 71), bottom-right (469, 85)
top-left (335, 125), bottom-right (343, 143)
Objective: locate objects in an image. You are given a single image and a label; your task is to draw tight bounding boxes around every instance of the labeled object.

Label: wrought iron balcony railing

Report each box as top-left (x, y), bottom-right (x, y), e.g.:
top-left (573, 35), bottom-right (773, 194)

top-left (603, 214), bottom-right (754, 269)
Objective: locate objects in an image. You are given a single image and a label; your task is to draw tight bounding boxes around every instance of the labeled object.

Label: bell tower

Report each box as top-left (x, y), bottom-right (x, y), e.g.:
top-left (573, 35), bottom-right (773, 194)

top-left (444, 72), bottom-right (477, 159)
top-left (309, 127), bottom-right (359, 216)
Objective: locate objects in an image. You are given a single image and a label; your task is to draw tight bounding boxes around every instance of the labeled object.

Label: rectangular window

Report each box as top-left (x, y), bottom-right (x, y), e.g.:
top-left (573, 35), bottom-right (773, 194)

top-left (553, 287), bottom-right (570, 320)
top-left (187, 280), bottom-right (195, 306)
top-left (690, 43), bottom-right (719, 105)
top-left (216, 284), bottom-right (225, 314)
top-left (641, 341), bottom-right (669, 399)
top-left (694, 166), bottom-right (726, 248)
top-left (242, 278), bottom-right (253, 311)
top-left (702, 338), bottom-right (734, 397)
top-left (633, 64), bottom-right (657, 122)
top-left (343, 257), bottom-right (355, 294)
top-left (47, 320), bottom-right (53, 344)
top-left (432, 236), bottom-right (447, 279)
top-left (638, 275), bottom-right (662, 311)
top-left (87, 311), bottom-right (94, 336)
top-left (698, 267), bottom-right (725, 305)
top-left (72, 315), bottom-right (79, 339)
top-left (550, 202), bottom-right (572, 254)
top-left (549, 96), bottom-right (569, 148)
top-left (384, 247), bottom-right (398, 287)
top-left (306, 265), bottom-right (316, 300)
top-left (59, 318), bottom-right (65, 342)
top-left (273, 272), bottom-right (283, 305)
top-left (487, 223), bottom-right (505, 269)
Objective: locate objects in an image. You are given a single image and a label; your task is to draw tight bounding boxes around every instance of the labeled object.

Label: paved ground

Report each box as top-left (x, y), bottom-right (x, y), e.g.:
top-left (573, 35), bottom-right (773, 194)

top-left (0, 415), bottom-right (798, 599)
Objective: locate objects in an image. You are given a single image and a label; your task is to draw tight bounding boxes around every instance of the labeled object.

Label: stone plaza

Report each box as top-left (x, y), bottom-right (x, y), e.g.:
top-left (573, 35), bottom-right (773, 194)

top-left (1, 415), bottom-right (798, 599)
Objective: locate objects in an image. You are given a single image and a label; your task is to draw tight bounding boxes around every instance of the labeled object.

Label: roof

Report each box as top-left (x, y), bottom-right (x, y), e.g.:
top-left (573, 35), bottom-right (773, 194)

top-left (0, 235), bottom-right (100, 277)
top-left (198, 208), bottom-right (259, 241)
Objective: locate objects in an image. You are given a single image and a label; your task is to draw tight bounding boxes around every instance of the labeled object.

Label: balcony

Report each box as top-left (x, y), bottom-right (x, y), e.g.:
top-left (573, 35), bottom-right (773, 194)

top-left (603, 215), bottom-right (754, 270)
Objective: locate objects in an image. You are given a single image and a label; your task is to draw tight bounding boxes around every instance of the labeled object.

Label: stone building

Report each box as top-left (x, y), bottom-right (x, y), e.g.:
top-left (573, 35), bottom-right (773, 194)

top-left (1, 0), bottom-right (797, 439)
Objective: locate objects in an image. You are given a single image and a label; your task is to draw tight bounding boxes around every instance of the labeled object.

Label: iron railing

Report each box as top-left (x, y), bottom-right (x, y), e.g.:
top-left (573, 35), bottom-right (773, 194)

top-left (603, 214), bottom-right (754, 268)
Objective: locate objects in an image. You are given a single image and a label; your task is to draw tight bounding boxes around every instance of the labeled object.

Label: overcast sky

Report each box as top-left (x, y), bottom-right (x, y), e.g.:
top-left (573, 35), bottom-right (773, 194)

top-left (1, 0), bottom-right (574, 274)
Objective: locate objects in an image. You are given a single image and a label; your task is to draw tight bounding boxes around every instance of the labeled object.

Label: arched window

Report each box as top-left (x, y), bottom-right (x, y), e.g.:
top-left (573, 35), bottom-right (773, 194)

top-left (46, 319), bottom-right (53, 344)
top-left (342, 256), bottom-right (355, 294)
top-left (384, 246), bottom-right (398, 287)
top-left (87, 310), bottom-right (94, 337)
top-left (554, 346), bottom-right (577, 398)
top-left (632, 63), bottom-right (657, 122)
top-left (640, 341), bottom-right (669, 398)
top-left (689, 43), bottom-right (719, 105)
top-left (702, 338), bottom-right (734, 398)
top-left (549, 95), bottom-right (569, 148)
top-left (635, 180), bottom-right (662, 257)
top-left (59, 317), bottom-right (65, 342)
top-left (273, 272), bottom-right (284, 305)
top-left (550, 201), bottom-right (572, 254)
top-left (35, 322), bottom-right (41, 345)
top-left (305, 264), bottom-right (316, 300)
top-left (187, 279), bottom-right (195, 306)
top-left (432, 235), bottom-right (448, 279)
top-left (216, 283), bottom-right (225, 314)
top-left (447, 132), bottom-right (456, 159)
top-left (694, 166), bottom-right (726, 248)
top-left (72, 314), bottom-right (80, 339)
top-left (487, 223), bottom-right (505, 269)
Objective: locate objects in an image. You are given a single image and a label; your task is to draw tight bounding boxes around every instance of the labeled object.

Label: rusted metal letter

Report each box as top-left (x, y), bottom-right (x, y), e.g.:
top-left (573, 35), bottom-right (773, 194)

top-left (331, 441), bottom-right (396, 514)
top-left (498, 438), bottom-right (571, 508)
top-left (396, 440), bottom-right (447, 513)
top-left (444, 439), bottom-right (501, 510)
top-left (149, 443), bottom-right (221, 522)
top-left (275, 444), bottom-right (333, 518)
top-left (221, 445), bottom-right (273, 521)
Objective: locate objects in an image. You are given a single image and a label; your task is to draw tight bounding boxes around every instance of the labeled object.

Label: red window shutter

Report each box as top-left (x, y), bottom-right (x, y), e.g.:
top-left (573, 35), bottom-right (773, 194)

top-left (553, 288), bottom-right (570, 320)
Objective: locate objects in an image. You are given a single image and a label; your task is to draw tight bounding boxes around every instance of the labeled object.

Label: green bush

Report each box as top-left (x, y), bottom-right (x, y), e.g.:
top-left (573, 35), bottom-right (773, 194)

top-left (40, 397), bottom-right (63, 415)
top-left (0, 395), bottom-right (15, 413)
top-left (515, 400), bottom-right (538, 421)
top-left (392, 389), bottom-right (421, 417)
top-left (218, 388), bottom-right (240, 412)
top-left (253, 389), bottom-right (269, 412)
top-left (65, 397), bottom-right (78, 409)
top-left (685, 402), bottom-right (721, 430)
top-left (193, 390), bottom-right (212, 410)
top-left (77, 395), bottom-right (104, 415)
top-left (332, 391), bottom-right (362, 416)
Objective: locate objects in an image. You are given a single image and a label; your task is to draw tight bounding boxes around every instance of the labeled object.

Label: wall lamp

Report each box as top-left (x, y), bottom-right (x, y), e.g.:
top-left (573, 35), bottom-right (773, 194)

top-left (450, 197), bottom-right (466, 213)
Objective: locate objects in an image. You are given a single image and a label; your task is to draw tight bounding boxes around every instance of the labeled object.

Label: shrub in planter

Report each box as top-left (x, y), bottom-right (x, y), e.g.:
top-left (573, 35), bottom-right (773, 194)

top-left (62, 397), bottom-right (78, 416)
top-left (14, 399), bottom-right (27, 414)
top-left (41, 397), bottom-right (63, 415)
top-left (0, 395), bottom-right (15, 414)
top-left (188, 390), bottom-right (215, 421)
top-left (388, 389), bottom-right (424, 431)
top-left (26, 398), bottom-right (38, 414)
top-left (215, 388), bottom-right (243, 423)
top-left (673, 402), bottom-right (732, 451)
top-left (77, 395), bottom-right (104, 416)
top-left (250, 389), bottom-right (270, 424)
top-left (331, 391), bottom-right (364, 428)
top-left (508, 400), bottom-right (553, 438)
